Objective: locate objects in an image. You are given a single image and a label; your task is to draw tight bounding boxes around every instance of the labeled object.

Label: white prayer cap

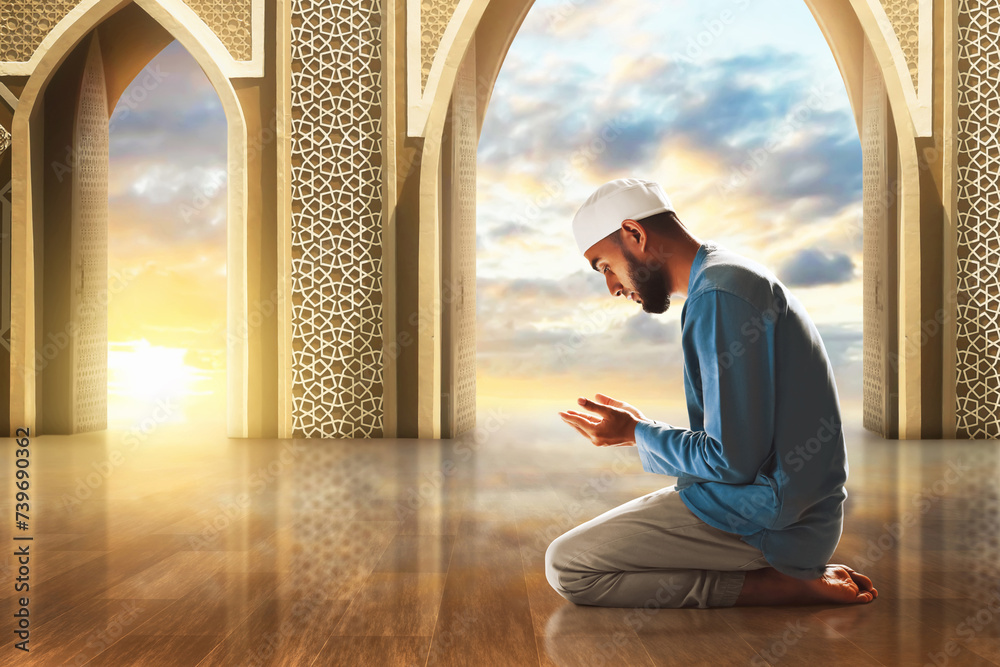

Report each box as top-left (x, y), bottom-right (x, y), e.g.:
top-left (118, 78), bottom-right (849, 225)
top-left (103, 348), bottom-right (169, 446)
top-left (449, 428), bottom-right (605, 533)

top-left (571, 178), bottom-right (675, 255)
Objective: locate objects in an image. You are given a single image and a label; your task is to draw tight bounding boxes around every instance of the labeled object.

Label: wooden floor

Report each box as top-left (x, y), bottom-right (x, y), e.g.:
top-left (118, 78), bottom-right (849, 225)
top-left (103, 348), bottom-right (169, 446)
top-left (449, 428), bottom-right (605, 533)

top-left (1, 403), bottom-right (999, 666)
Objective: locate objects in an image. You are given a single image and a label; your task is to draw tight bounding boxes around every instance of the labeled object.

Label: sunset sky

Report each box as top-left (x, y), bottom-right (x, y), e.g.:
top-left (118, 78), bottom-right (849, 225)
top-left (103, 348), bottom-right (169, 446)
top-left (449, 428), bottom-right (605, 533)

top-left (106, 0), bottom-right (863, 429)
top-left (107, 40), bottom-right (227, 428)
top-left (475, 0), bottom-right (864, 417)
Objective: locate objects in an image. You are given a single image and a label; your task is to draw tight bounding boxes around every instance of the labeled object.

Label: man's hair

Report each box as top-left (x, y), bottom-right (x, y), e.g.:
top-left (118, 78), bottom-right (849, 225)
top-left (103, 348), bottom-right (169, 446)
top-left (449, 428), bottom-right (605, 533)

top-left (609, 210), bottom-right (682, 248)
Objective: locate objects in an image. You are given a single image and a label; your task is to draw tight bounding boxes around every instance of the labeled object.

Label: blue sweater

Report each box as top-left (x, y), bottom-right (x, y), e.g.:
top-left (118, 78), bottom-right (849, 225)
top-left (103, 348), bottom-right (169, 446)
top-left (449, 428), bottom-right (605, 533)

top-left (633, 241), bottom-right (848, 580)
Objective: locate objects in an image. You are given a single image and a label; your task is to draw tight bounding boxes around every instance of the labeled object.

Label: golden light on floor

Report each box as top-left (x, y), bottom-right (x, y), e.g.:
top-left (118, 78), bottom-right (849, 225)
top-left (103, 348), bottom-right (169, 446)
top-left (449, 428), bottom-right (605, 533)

top-left (5, 403), bottom-right (999, 665)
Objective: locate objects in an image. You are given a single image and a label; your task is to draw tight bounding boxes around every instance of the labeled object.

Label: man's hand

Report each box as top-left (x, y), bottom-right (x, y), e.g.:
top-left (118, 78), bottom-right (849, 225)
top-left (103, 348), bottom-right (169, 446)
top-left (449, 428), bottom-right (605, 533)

top-left (592, 392), bottom-right (648, 422)
top-left (558, 394), bottom-right (643, 447)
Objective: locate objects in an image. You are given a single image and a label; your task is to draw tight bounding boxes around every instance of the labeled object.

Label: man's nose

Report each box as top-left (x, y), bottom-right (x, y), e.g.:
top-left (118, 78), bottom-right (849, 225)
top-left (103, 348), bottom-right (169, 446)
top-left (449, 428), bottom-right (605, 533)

top-left (606, 274), bottom-right (623, 297)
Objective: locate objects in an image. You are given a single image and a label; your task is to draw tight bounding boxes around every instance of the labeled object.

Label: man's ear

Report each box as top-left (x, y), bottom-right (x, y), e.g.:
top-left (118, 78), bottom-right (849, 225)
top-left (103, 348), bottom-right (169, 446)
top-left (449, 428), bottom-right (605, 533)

top-left (621, 219), bottom-right (647, 251)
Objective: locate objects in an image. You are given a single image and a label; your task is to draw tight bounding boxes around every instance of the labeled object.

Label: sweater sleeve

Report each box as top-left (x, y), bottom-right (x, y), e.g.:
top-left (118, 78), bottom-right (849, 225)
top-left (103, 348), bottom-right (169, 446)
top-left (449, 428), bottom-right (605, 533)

top-left (634, 289), bottom-right (776, 484)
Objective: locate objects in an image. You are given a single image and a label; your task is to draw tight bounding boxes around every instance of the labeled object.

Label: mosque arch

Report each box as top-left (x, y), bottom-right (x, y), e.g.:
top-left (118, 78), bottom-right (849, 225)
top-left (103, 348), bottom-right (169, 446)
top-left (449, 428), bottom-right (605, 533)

top-left (404, 0), bottom-right (929, 439)
top-left (7, 0), bottom-right (251, 436)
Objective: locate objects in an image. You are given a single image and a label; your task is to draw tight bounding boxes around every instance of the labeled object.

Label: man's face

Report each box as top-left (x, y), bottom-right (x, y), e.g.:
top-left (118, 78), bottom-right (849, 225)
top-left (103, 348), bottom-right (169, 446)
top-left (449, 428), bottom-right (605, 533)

top-left (587, 237), bottom-right (671, 314)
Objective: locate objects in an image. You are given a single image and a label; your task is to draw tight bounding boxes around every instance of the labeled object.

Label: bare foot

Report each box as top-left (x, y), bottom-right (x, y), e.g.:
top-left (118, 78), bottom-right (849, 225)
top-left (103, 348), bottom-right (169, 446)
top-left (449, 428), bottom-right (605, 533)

top-left (735, 564), bottom-right (878, 606)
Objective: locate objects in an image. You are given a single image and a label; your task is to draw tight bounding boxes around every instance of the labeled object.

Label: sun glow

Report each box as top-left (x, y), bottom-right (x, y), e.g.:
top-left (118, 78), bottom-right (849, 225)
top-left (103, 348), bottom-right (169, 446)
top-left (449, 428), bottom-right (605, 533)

top-left (107, 339), bottom-right (214, 428)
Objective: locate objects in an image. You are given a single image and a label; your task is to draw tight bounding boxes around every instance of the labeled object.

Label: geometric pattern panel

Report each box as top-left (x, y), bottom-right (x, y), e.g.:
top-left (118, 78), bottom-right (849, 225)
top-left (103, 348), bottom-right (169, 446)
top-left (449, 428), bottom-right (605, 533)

top-left (880, 0), bottom-right (921, 93)
top-left (0, 0), bottom-right (79, 62)
top-left (0, 124), bottom-right (10, 155)
top-left (861, 40), bottom-right (889, 437)
top-left (451, 44), bottom-right (476, 437)
top-left (420, 0), bottom-right (460, 92)
top-left (182, 0), bottom-right (252, 61)
top-left (956, 0), bottom-right (1000, 438)
top-left (0, 0), bottom-right (252, 63)
top-left (289, 0), bottom-right (384, 438)
top-left (72, 37), bottom-right (108, 433)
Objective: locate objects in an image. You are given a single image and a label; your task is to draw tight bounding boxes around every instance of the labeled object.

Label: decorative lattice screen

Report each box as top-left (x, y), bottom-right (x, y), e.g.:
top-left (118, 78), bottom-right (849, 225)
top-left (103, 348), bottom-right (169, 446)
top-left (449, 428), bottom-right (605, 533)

top-left (449, 42), bottom-right (477, 437)
top-left (71, 36), bottom-right (108, 432)
top-left (956, 0), bottom-right (1000, 438)
top-left (880, 0), bottom-right (921, 93)
top-left (181, 0), bottom-right (252, 61)
top-left (419, 0), bottom-right (461, 91)
top-left (0, 0), bottom-right (253, 63)
top-left (862, 40), bottom-right (890, 437)
top-left (288, 0), bottom-right (384, 438)
top-left (0, 0), bottom-right (78, 63)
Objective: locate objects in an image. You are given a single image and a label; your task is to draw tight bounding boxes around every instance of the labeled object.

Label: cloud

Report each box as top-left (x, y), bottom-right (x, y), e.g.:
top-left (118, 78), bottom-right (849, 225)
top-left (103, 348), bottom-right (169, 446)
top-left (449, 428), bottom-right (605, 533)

top-left (479, 44), bottom-right (859, 219)
top-left (108, 177), bottom-right (227, 247)
top-left (623, 312), bottom-right (677, 343)
top-left (122, 163), bottom-right (226, 206)
top-left (108, 40), bottom-right (229, 248)
top-left (663, 53), bottom-right (813, 151)
top-left (477, 271), bottom-right (608, 305)
top-left (489, 221), bottom-right (538, 241)
top-left (475, 270), bottom-right (685, 381)
top-left (814, 322), bottom-right (863, 368)
top-left (109, 40), bottom-right (227, 163)
top-left (474, 0), bottom-right (864, 403)
top-left (723, 119), bottom-right (862, 218)
top-left (501, 277), bottom-right (571, 300)
top-left (558, 270), bottom-right (610, 298)
top-left (778, 248), bottom-right (856, 287)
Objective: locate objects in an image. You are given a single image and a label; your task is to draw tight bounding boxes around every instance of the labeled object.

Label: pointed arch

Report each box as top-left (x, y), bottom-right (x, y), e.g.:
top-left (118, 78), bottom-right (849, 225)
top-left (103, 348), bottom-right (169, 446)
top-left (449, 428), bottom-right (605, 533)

top-left (410, 0), bottom-right (924, 438)
top-left (9, 0), bottom-right (250, 436)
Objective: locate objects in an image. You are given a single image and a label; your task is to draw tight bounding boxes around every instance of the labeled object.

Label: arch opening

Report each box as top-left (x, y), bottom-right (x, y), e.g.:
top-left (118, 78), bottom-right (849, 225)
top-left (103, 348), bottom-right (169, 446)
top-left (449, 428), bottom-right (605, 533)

top-left (7, 0), bottom-right (250, 436)
top-left (106, 39), bottom-right (229, 432)
top-left (407, 0), bottom-right (921, 440)
top-left (474, 0), bottom-right (865, 418)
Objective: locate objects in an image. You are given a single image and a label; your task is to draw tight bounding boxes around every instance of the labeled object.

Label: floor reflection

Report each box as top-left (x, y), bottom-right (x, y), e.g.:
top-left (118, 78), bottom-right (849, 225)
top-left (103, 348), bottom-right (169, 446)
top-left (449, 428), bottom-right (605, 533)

top-left (0, 404), bottom-right (997, 665)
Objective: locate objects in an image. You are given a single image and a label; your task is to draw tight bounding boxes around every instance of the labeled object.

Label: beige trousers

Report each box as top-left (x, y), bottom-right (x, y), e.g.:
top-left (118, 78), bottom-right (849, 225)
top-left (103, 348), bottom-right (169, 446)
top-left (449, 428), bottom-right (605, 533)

top-left (545, 484), bottom-right (772, 608)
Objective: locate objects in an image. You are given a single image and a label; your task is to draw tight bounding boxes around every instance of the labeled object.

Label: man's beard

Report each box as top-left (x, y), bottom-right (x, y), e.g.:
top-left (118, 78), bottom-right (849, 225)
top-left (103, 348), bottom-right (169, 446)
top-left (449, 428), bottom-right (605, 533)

top-left (623, 246), bottom-right (670, 314)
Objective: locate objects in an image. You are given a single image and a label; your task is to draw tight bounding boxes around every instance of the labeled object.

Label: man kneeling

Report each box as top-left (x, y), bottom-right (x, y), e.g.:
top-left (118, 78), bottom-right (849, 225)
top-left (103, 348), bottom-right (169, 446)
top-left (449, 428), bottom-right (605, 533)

top-left (551, 179), bottom-right (877, 608)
